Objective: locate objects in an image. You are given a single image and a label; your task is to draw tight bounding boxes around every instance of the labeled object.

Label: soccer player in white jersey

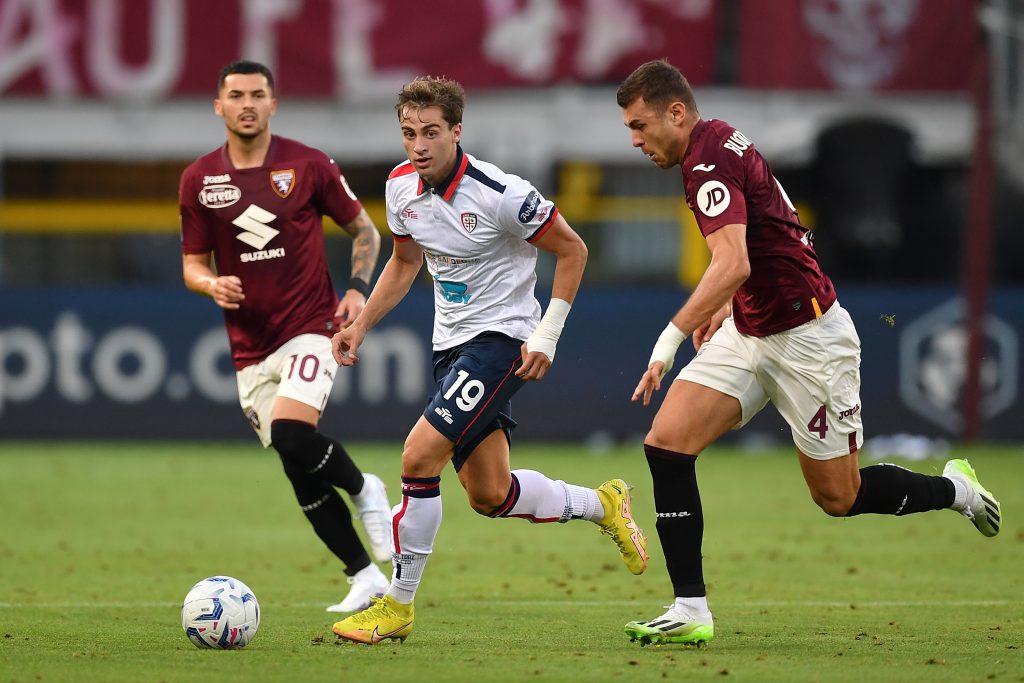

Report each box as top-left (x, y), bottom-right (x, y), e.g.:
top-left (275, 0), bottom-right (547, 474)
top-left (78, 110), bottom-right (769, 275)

top-left (180, 60), bottom-right (393, 614)
top-left (329, 76), bottom-right (648, 644)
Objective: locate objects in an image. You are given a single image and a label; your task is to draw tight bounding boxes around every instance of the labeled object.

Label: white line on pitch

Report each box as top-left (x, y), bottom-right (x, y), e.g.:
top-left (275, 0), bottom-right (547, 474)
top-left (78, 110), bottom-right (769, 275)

top-left (0, 599), bottom-right (1015, 609)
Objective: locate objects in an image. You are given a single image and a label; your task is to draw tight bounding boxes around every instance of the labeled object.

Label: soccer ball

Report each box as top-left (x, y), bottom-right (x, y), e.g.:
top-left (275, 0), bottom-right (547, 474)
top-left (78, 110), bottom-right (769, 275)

top-left (181, 576), bottom-right (260, 649)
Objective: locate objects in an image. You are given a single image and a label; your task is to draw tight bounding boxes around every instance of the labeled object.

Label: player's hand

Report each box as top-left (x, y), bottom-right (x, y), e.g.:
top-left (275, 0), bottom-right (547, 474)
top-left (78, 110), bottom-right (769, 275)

top-left (693, 303), bottom-right (731, 350)
top-left (631, 362), bottom-right (666, 406)
top-left (334, 290), bottom-right (366, 329)
top-left (516, 342), bottom-right (552, 381)
top-left (208, 275), bottom-right (244, 310)
top-left (332, 323), bottom-right (366, 366)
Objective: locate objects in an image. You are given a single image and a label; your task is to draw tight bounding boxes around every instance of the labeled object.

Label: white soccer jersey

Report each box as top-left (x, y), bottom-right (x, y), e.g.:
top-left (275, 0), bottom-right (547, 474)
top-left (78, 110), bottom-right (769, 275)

top-left (385, 148), bottom-right (559, 350)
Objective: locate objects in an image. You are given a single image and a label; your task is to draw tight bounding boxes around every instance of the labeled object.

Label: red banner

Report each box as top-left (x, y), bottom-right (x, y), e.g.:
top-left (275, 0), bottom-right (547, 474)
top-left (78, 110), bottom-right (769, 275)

top-left (0, 0), bottom-right (719, 100)
top-left (738, 0), bottom-right (978, 92)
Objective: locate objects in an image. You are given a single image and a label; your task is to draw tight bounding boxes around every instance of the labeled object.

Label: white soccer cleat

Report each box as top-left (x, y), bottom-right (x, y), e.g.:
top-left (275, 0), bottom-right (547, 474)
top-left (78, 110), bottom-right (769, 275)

top-left (351, 473), bottom-right (393, 562)
top-left (625, 604), bottom-right (714, 647)
top-left (943, 458), bottom-right (1001, 537)
top-left (326, 564), bottom-right (390, 613)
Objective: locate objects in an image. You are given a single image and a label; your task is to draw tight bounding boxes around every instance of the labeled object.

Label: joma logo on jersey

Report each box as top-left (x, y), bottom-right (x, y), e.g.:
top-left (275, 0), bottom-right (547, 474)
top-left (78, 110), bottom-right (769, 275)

top-left (199, 184), bottom-right (241, 208)
top-left (460, 212), bottom-right (478, 233)
top-left (270, 169), bottom-right (296, 198)
top-left (202, 174), bottom-right (231, 185)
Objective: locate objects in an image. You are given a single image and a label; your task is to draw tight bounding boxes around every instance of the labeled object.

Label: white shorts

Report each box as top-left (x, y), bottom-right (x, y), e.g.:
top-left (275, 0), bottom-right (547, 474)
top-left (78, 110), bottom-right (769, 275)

top-left (676, 303), bottom-right (864, 459)
top-left (236, 334), bottom-right (337, 447)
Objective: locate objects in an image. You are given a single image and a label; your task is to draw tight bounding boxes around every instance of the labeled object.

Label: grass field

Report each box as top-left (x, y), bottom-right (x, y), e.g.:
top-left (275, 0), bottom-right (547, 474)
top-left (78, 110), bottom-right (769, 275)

top-left (0, 442), bottom-right (1021, 683)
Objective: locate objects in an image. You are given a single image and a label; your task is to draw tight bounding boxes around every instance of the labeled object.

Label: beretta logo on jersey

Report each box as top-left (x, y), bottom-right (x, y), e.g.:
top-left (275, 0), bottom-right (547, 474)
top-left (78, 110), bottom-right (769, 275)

top-left (199, 184), bottom-right (241, 208)
top-left (270, 169), bottom-right (296, 198)
top-left (518, 190), bottom-right (540, 223)
top-left (460, 212), bottom-right (478, 233)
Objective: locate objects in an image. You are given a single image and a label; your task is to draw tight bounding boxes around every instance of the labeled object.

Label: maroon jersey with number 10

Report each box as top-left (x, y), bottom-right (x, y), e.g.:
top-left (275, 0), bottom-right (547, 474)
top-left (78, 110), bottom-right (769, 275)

top-left (179, 135), bottom-right (362, 370)
top-left (681, 119), bottom-right (836, 337)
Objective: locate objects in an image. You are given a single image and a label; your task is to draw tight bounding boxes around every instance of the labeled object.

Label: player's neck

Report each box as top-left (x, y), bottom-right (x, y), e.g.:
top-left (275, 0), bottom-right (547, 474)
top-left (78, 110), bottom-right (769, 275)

top-left (226, 132), bottom-right (272, 169)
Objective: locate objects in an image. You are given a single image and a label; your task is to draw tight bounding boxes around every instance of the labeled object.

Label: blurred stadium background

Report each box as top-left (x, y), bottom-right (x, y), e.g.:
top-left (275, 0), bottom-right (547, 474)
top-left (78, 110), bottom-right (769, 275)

top-left (1, 0), bottom-right (1022, 445)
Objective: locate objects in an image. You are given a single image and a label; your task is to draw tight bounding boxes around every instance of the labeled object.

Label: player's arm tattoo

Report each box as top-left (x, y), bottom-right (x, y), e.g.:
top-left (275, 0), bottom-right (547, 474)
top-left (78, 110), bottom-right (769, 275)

top-left (342, 209), bottom-right (381, 284)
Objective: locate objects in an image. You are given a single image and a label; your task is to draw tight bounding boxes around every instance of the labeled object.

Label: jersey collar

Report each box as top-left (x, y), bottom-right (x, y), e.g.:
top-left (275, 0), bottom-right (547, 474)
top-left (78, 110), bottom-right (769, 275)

top-left (418, 145), bottom-right (469, 202)
top-left (680, 119), bottom-right (707, 169)
top-left (220, 134), bottom-right (278, 170)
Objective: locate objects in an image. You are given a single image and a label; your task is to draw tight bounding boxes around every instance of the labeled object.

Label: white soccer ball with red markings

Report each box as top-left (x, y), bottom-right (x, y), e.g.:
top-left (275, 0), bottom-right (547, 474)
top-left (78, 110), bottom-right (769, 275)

top-left (181, 576), bottom-right (260, 649)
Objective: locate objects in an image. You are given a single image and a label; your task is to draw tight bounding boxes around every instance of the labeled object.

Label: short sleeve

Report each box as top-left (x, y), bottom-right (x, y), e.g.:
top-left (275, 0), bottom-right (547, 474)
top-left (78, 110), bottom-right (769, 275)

top-left (688, 146), bottom-right (748, 237)
top-left (384, 180), bottom-right (413, 242)
top-left (496, 175), bottom-right (558, 243)
top-left (313, 154), bottom-right (363, 227)
top-left (179, 171), bottom-right (213, 254)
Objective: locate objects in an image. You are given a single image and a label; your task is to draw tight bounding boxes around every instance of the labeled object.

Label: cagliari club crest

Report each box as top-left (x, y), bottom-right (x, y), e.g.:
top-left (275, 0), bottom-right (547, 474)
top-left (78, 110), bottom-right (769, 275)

top-left (270, 169), bottom-right (296, 198)
top-left (461, 212), bottom-right (478, 233)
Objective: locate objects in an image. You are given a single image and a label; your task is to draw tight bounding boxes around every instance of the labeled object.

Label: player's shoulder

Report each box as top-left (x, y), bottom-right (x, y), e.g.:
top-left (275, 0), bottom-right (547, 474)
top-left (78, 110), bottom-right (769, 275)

top-left (462, 153), bottom-right (515, 197)
top-left (685, 119), bottom-right (756, 175)
top-left (386, 160), bottom-right (418, 198)
top-left (272, 135), bottom-right (333, 166)
top-left (387, 160), bottom-right (417, 183)
top-left (181, 146), bottom-right (226, 181)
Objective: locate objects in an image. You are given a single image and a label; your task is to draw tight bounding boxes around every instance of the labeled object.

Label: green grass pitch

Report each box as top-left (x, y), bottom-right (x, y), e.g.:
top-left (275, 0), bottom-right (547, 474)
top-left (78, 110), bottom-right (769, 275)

top-left (1, 441), bottom-right (1021, 682)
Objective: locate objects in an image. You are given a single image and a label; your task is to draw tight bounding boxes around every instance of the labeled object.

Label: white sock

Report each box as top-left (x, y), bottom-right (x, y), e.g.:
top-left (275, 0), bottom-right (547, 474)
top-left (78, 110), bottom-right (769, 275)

top-left (674, 596), bottom-right (710, 616)
top-left (386, 476), bottom-right (442, 604)
top-left (947, 475), bottom-right (969, 511)
top-left (497, 470), bottom-right (603, 523)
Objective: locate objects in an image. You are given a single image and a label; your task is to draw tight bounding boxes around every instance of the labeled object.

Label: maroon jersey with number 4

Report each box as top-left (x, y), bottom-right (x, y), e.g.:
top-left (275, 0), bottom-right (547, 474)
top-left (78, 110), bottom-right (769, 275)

top-left (179, 135), bottom-right (362, 369)
top-left (681, 119), bottom-right (836, 336)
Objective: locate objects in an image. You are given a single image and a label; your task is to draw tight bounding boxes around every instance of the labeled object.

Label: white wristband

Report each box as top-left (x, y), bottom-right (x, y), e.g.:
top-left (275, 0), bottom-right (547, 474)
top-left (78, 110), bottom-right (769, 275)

top-left (649, 322), bottom-right (688, 379)
top-left (526, 298), bottom-right (571, 362)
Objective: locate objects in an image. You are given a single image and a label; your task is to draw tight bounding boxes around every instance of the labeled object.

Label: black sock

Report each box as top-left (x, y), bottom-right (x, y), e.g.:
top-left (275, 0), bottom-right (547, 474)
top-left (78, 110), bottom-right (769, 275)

top-left (281, 462), bottom-right (371, 575)
top-left (271, 419), bottom-right (364, 495)
top-left (845, 464), bottom-right (955, 516)
top-left (645, 444), bottom-right (705, 597)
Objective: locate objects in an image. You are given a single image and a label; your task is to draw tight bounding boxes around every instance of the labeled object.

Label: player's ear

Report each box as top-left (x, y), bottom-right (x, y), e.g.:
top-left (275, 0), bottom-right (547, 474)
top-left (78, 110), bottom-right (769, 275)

top-left (452, 122), bottom-right (462, 144)
top-left (669, 102), bottom-right (687, 125)
top-left (214, 98), bottom-right (224, 118)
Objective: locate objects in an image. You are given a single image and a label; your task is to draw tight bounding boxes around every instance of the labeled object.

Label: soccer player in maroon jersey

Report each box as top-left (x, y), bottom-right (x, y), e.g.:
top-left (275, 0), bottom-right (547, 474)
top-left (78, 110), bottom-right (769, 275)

top-left (179, 60), bottom-right (392, 614)
top-left (614, 59), bottom-right (1001, 647)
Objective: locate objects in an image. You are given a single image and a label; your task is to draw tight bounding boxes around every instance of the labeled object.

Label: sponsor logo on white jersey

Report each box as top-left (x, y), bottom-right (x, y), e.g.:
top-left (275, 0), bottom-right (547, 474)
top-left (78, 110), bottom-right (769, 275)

top-left (692, 163), bottom-right (716, 173)
top-left (695, 180), bottom-right (730, 217)
top-left (199, 184), bottom-right (242, 208)
top-left (270, 169), bottom-right (296, 198)
top-left (203, 174), bottom-right (231, 185)
top-left (518, 190), bottom-right (541, 223)
top-left (401, 208), bottom-right (419, 220)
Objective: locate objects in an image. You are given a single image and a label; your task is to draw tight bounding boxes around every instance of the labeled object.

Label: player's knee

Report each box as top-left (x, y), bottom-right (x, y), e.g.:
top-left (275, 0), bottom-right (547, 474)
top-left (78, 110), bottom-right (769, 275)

top-left (271, 419), bottom-right (317, 464)
top-left (810, 488), bottom-right (857, 517)
top-left (467, 487), bottom-right (507, 516)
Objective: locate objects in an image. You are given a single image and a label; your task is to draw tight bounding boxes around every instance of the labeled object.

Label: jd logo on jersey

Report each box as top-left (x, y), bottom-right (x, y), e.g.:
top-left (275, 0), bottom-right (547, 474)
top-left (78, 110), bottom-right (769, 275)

top-left (696, 180), bottom-right (730, 218)
top-left (461, 212), bottom-right (478, 233)
top-left (270, 169), bottom-right (296, 198)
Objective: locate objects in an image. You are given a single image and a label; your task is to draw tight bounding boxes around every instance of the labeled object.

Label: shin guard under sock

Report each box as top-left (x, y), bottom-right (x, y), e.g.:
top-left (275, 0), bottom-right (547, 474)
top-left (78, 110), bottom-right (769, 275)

top-left (645, 444), bottom-right (705, 597)
top-left (846, 463), bottom-right (955, 516)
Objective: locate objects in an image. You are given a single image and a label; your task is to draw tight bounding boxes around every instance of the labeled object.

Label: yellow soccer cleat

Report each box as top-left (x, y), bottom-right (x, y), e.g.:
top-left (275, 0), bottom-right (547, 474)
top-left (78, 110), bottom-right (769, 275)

top-left (596, 479), bottom-right (648, 575)
top-left (332, 595), bottom-right (414, 645)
